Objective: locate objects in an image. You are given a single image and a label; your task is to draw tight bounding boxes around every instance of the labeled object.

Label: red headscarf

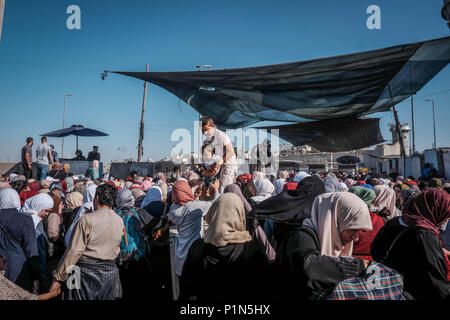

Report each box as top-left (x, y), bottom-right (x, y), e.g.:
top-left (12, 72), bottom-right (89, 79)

top-left (171, 180), bottom-right (195, 206)
top-left (402, 189), bottom-right (450, 246)
top-left (19, 182), bottom-right (40, 206)
top-left (237, 174), bottom-right (251, 186)
top-left (60, 180), bottom-right (67, 194)
top-left (406, 180), bottom-right (418, 186)
top-left (282, 182), bottom-right (298, 191)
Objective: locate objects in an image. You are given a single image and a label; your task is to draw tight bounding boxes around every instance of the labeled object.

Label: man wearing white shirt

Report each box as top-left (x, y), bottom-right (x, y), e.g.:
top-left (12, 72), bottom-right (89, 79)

top-left (200, 116), bottom-right (237, 194)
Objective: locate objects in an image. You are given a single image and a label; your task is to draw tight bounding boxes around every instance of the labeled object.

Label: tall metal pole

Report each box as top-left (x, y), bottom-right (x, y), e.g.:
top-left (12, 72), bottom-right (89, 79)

top-left (411, 94), bottom-right (416, 154)
top-left (0, 0), bottom-right (5, 43)
top-left (138, 64), bottom-right (149, 162)
top-left (392, 105), bottom-right (406, 158)
top-left (432, 99), bottom-right (437, 149)
top-left (426, 98), bottom-right (437, 149)
top-left (62, 96), bottom-right (66, 157)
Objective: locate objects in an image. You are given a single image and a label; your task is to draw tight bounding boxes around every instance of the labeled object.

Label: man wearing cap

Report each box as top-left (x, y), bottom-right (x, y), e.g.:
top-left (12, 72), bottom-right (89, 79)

top-left (87, 146), bottom-right (101, 162)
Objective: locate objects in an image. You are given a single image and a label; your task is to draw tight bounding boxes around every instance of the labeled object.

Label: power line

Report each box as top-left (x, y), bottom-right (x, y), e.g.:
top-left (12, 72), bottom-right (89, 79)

top-left (415, 88), bottom-right (450, 99)
top-left (0, 60), bottom-right (103, 72)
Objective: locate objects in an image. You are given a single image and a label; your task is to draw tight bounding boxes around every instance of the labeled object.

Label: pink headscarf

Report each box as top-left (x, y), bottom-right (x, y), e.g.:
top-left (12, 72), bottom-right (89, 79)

top-left (141, 180), bottom-right (152, 191)
top-left (344, 178), bottom-right (356, 189)
top-left (92, 160), bottom-right (99, 169)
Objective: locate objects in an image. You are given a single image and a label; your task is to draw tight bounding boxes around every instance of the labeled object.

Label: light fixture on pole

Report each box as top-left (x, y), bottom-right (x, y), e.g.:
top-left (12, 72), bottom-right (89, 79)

top-left (62, 93), bottom-right (72, 158)
top-left (425, 98), bottom-right (437, 149)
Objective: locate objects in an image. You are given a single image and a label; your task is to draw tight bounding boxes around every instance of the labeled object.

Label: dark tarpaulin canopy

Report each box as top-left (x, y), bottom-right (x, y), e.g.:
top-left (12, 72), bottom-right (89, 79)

top-left (336, 155), bottom-right (362, 164)
top-left (257, 117), bottom-right (384, 152)
top-left (107, 37), bottom-right (450, 129)
top-left (41, 124), bottom-right (108, 150)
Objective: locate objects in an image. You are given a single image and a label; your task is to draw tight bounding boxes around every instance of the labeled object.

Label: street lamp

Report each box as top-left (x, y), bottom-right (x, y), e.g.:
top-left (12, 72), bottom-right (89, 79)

top-left (425, 98), bottom-right (437, 149)
top-left (62, 93), bottom-right (72, 158)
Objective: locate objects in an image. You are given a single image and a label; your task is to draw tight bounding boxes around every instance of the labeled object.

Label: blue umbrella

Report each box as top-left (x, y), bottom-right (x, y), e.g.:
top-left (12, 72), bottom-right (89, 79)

top-left (40, 124), bottom-right (108, 151)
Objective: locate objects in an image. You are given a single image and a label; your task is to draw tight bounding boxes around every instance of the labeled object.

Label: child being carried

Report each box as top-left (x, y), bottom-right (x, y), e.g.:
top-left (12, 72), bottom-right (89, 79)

top-left (201, 144), bottom-right (221, 199)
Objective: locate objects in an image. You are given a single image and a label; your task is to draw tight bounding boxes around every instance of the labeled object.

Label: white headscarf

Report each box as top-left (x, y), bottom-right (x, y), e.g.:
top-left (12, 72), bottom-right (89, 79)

top-left (251, 178), bottom-right (275, 204)
top-left (19, 193), bottom-right (54, 229)
top-left (303, 192), bottom-right (373, 258)
top-left (338, 182), bottom-right (349, 192)
top-left (64, 184), bottom-right (97, 246)
top-left (140, 186), bottom-right (163, 208)
top-left (293, 171), bottom-right (311, 183)
top-left (0, 189), bottom-right (21, 211)
top-left (272, 179), bottom-right (286, 196)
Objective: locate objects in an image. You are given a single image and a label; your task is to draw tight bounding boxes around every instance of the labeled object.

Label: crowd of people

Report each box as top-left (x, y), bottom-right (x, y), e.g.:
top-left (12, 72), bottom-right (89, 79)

top-left (0, 157), bottom-right (449, 300)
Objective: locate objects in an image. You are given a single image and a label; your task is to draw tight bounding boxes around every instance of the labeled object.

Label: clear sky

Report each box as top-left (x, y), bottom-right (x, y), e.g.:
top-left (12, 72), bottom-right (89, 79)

top-left (0, 0), bottom-right (449, 164)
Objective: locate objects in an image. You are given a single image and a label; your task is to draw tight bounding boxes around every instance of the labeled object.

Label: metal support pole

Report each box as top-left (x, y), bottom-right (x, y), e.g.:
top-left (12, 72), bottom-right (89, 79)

top-left (0, 0), bottom-right (5, 43)
top-left (432, 99), bottom-right (437, 149)
top-left (138, 64), bottom-right (149, 162)
top-left (62, 97), bottom-right (66, 157)
top-left (411, 94), bottom-right (416, 154)
top-left (392, 105), bottom-right (406, 158)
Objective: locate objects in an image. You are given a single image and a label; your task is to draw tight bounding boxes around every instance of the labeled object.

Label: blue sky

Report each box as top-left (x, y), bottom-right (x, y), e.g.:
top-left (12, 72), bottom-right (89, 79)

top-left (0, 0), bottom-right (449, 163)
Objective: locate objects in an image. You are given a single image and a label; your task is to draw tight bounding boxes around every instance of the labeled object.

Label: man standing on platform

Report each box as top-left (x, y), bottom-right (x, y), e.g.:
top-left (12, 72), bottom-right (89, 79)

top-left (21, 137), bottom-right (34, 179)
top-left (87, 146), bottom-right (101, 162)
top-left (200, 116), bottom-right (237, 194)
top-left (36, 136), bottom-right (54, 181)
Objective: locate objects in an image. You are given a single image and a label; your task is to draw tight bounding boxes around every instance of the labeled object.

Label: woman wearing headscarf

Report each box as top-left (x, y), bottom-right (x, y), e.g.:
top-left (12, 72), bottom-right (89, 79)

top-left (273, 192), bottom-right (372, 299)
top-left (43, 192), bottom-right (65, 290)
top-left (63, 163), bottom-right (70, 175)
top-left (114, 188), bottom-right (149, 299)
top-left (157, 181), bottom-right (169, 202)
top-left (344, 178), bottom-right (356, 189)
top-left (62, 191), bottom-right (83, 236)
top-left (140, 186), bottom-right (165, 215)
top-left (0, 189), bottom-right (41, 292)
top-left (168, 180), bottom-right (219, 298)
top-left (136, 186), bottom-right (173, 300)
top-left (293, 171), bottom-right (310, 183)
top-left (402, 187), bottom-right (421, 208)
top-left (64, 184), bottom-right (97, 246)
top-left (249, 178), bottom-right (275, 207)
top-left (74, 181), bottom-right (85, 195)
top-left (84, 160), bottom-right (100, 181)
top-left (323, 175), bottom-right (341, 193)
top-left (277, 170), bottom-right (289, 180)
top-left (254, 176), bottom-right (327, 291)
top-left (131, 188), bottom-right (146, 208)
top-left (338, 182), bottom-right (349, 192)
top-left (372, 185), bottom-right (402, 221)
top-left (348, 186), bottom-right (384, 261)
top-left (393, 183), bottom-right (404, 210)
top-left (19, 193), bottom-right (54, 292)
top-left (224, 184), bottom-right (275, 262)
top-left (19, 182), bottom-right (40, 206)
top-left (141, 180), bottom-right (152, 192)
top-left (48, 162), bottom-right (67, 181)
top-left (371, 190), bottom-right (450, 300)
top-left (180, 193), bottom-right (269, 300)
top-left (272, 179), bottom-right (286, 196)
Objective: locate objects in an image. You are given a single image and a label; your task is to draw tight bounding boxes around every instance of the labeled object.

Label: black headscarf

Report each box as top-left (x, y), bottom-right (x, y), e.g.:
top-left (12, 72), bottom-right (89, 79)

top-left (248, 175), bottom-right (325, 224)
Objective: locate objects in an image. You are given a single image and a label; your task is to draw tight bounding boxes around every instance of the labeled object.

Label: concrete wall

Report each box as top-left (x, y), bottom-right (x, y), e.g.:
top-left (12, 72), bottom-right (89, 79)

top-left (398, 158), bottom-right (405, 176)
top-left (443, 149), bottom-right (450, 183)
top-left (60, 160), bottom-right (103, 177)
top-left (411, 156), bottom-right (422, 179)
